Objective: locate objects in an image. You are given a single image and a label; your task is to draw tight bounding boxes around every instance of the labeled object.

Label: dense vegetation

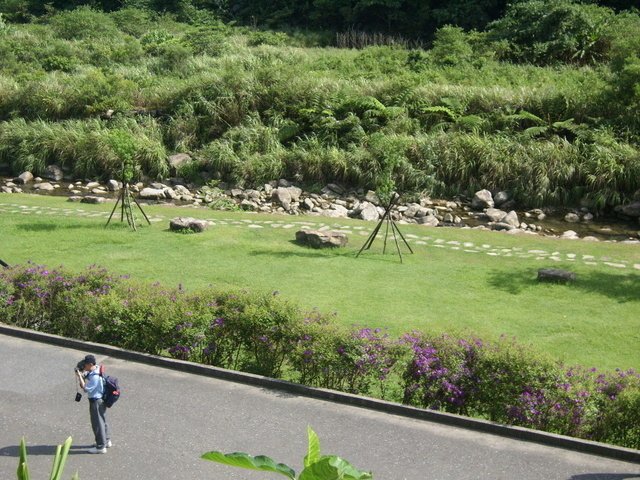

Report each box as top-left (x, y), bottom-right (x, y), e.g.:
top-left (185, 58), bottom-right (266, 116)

top-left (2, 262), bottom-right (639, 449)
top-left (1, 1), bottom-right (640, 210)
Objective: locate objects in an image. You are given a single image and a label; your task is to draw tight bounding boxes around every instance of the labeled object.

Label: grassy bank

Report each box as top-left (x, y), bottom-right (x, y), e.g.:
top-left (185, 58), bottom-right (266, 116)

top-left (1, 194), bottom-right (638, 371)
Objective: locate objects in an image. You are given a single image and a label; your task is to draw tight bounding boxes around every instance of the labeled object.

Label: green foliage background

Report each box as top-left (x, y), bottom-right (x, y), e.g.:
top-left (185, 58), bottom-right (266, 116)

top-left (0, 1), bottom-right (640, 209)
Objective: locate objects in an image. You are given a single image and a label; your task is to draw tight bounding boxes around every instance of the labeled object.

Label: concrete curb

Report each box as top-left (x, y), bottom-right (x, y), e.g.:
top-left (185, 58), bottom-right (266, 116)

top-left (2, 323), bottom-right (639, 464)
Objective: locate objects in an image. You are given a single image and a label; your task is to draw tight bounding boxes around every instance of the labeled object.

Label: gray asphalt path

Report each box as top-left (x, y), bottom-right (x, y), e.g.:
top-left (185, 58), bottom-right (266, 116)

top-left (1, 334), bottom-right (639, 480)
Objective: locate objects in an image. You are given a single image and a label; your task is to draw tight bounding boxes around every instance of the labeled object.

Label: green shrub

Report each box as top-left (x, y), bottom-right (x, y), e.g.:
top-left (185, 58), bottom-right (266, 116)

top-left (47, 7), bottom-right (119, 41)
top-left (488, 0), bottom-right (614, 65)
top-left (247, 30), bottom-right (290, 47)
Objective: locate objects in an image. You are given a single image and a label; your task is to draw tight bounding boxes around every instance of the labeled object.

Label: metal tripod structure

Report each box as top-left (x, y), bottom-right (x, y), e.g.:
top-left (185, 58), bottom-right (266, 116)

top-left (356, 192), bottom-right (413, 263)
top-left (105, 182), bottom-right (151, 231)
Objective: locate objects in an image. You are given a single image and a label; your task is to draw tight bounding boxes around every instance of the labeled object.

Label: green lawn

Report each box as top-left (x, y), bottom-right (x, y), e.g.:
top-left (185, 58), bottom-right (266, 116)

top-left (1, 194), bottom-right (639, 371)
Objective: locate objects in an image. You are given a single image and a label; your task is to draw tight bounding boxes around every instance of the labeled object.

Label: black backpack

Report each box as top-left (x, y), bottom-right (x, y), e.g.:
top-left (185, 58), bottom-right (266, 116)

top-left (99, 365), bottom-right (121, 408)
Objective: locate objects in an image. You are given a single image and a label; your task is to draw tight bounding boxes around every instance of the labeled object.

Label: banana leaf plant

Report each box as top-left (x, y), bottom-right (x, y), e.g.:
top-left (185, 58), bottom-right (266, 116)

top-left (17, 437), bottom-right (79, 480)
top-left (202, 426), bottom-right (372, 479)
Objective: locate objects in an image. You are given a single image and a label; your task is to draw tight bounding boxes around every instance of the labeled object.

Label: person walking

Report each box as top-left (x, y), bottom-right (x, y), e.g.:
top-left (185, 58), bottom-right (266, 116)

top-left (76, 354), bottom-right (112, 454)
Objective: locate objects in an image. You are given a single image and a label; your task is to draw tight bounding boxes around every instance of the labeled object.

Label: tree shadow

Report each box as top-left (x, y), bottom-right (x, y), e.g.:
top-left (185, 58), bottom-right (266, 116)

top-left (568, 474), bottom-right (640, 480)
top-left (16, 223), bottom-right (100, 232)
top-left (0, 444), bottom-right (93, 457)
top-left (487, 268), bottom-right (640, 303)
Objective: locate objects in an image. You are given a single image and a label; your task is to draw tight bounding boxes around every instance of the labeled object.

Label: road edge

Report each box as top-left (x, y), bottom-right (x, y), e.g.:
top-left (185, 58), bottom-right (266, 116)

top-left (2, 323), bottom-right (638, 464)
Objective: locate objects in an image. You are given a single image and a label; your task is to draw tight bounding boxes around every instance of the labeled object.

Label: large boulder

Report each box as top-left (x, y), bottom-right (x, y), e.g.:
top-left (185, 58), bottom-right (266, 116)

top-left (471, 189), bottom-right (494, 210)
top-left (170, 217), bottom-right (210, 233)
top-left (295, 229), bottom-right (348, 248)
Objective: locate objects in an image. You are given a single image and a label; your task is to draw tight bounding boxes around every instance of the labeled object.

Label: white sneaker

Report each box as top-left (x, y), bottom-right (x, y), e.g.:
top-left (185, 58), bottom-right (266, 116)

top-left (88, 446), bottom-right (107, 454)
top-left (93, 440), bottom-right (112, 448)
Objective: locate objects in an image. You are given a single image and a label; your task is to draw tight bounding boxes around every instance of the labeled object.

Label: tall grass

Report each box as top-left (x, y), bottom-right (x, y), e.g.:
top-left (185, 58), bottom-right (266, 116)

top-left (0, 10), bottom-right (639, 208)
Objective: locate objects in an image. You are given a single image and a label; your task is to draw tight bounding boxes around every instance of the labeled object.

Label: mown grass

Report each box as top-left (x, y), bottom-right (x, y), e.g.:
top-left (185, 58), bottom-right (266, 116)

top-left (1, 194), bottom-right (638, 371)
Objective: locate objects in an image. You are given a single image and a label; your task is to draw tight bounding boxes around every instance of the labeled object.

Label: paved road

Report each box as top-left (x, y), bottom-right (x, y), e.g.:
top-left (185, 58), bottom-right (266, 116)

top-left (1, 334), bottom-right (639, 480)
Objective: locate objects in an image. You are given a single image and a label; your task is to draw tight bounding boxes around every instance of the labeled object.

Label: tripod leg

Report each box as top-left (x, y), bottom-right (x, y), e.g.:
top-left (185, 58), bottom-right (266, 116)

top-left (382, 216), bottom-right (390, 254)
top-left (105, 193), bottom-right (122, 228)
top-left (131, 195), bottom-right (151, 225)
top-left (390, 218), bottom-right (403, 263)
top-left (392, 220), bottom-right (414, 254)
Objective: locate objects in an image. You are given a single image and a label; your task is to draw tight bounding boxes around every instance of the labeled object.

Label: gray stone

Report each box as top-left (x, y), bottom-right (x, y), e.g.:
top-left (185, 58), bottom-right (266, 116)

top-left (471, 189), bottom-right (494, 210)
top-left (107, 180), bottom-right (121, 191)
top-left (364, 190), bottom-right (380, 205)
top-left (359, 203), bottom-right (379, 221)
top-left (325, 183), bottom-right (345, 195)
top-left (163, 187), bottom-right (178, 200)
top-left (230, 188), bottom-right (244, 198)
top-left (503, 210), bottom-right (520, 228)
top-left (326, 204), bottom-right (349, 218)
top-left (81, 196), bottom-right (108, 204)
top-left (490, 222), bottom-right (515, 231)
top-left (34, 182), bottom-right (55, 191)
top-left (582, 212), bottom-right (594, 222)
top-left (417, 214), bottom-right (439, 227)
top-left (43, 164), bottom-right (64, 181)
top-left (1, 186), bottom-right (12, 194)
top-left (240, 199), bottom-right (258, 211)
top-left (139, 188), bottom-right (166, 200)
top-left (485, 208), bottom-right (507, 222)
top-left (538, 268), bottom-right (576, 283)
top-left (170, 217), bottom-right (210, 233)
top-left (302, 198), bottom-right (315, 210)
top-left (15, 172), bottom-right (33, 184)
top-left (564, 212), bottom-right (580, 223)
top-left (493, 191), bottom-right (509, 207)
top-left (561, 230), bottom-right (579, 239)
top-left (443, 213), bottom-right (454, 223)
top-left (86, 181), bottom-right (101, 189)
top-left (295, 229), bottom-right (348, 248)
top-left (272, 187), bottom-right (292, 210)
top-left (617, 201), bottom-right (640, 217)
top-left (287, 186), bottom-right (302, 202)
top-left (173, 185), bottom-right (191, 196)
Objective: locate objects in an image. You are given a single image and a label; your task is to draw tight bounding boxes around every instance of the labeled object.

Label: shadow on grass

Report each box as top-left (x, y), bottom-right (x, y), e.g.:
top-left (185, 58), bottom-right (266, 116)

top-left (16, 222), bottom-right (103, 232)
top-left (488, 268), bottom-right (640, 303)
top-left (249, 245), bottom-right (405, 263)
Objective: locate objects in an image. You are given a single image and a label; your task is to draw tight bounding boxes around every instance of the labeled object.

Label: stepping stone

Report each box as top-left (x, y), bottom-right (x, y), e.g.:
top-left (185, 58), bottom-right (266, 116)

top-left (604, 262), bottom-right (626, 268)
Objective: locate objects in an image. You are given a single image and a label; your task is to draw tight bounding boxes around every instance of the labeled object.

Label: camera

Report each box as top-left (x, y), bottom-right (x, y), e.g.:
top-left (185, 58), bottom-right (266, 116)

top-left (75, 392), bottom-right (82, 402)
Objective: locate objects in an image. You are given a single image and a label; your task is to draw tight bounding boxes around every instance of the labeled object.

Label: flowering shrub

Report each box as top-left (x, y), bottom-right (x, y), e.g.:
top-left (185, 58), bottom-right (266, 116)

top-left (1, 263), bottom-right (639, 449)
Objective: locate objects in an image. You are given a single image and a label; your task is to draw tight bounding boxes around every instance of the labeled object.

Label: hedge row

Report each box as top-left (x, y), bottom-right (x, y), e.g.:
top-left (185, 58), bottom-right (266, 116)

top-left (1, 263), bottom-right (638, 449)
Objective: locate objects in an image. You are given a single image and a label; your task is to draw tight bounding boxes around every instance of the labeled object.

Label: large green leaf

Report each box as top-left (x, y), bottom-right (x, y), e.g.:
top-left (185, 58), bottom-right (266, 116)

top-left (201, 451), bottom-right (296, 479)
top-left (304, 426), bottom-right (321, 468)
top-left (49, 437), bottom-right (73, 480)
top-left (298, 456), bottom-right (373, 480)
top-left (17, 438), bottom-right (30, 480)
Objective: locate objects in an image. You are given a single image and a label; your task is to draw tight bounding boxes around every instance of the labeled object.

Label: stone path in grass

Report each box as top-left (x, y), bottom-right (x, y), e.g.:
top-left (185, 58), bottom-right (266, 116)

top-left (2, 202), bottom-right (639, 271)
